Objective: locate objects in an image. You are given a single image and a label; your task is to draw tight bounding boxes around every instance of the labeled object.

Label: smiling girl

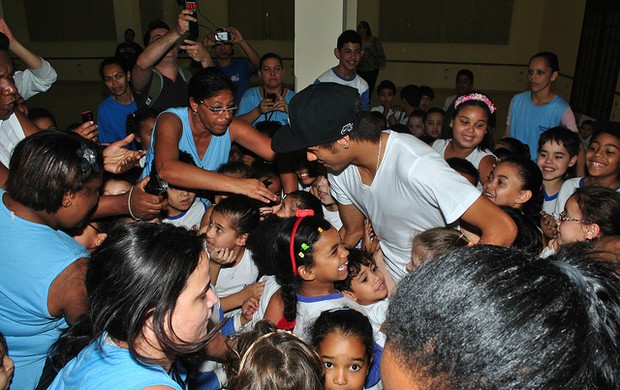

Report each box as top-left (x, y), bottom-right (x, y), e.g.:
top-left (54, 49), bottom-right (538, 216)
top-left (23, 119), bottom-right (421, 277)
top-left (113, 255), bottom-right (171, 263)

top-left (433, 93), bottom-right (497, 186)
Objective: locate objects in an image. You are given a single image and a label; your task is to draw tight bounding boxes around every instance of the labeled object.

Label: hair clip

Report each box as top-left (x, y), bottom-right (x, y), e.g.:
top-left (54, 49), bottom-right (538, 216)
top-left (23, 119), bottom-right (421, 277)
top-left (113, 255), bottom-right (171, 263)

top-left (454, 93), bottom-right (497, 114)
top-left (77, 143), bottom-right (100, 175)
top-left (317, 227), bottom-right (324, 233)
top-left (295, 209), bottom-right (315, 218)
top-left (298, 252), bottom-right (305, 258)
top-left (301, 243), bottom-right (310, 251)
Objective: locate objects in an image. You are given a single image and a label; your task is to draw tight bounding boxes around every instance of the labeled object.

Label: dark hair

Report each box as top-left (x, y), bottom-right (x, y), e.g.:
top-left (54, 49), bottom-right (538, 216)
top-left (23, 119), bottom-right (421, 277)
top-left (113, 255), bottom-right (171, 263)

top-left (216, 161), bottom-right (254, 178)
top-left (451, 92), bottom-right (496, 149)
top-left (456, 69), bottom-right (474, 84)
top-left (385, 244), bottom-right (620, 389)
top-left (334, 248), bottom-right (373, 292)
top-left (310, 308), bottom-right (374, 365)
top-left (368, 110), bottom-right (387, 130)
top-left (337, 29), bottom-right (361, 49)
top-left (99, 56), bottom-right (127, 78)
top-left (418, 85), bottom-right (435, 100)
top-left (573, 186), bottom-right (620, 237)
top-left (285, 191), bottom-right (323, 218)
top-left (582, 119), bottom-right (595, 127)
top-left (377, 79), bottom-right (396, 96)
top-left (494, 137), bottom-right (531, 160)
top-left (389, 124), bottom-right (410, 134)
top-left (538, 126), bottom-right (581, 158)
top-left (227, 320), bottom-right (324, 390)
top-left (259, 52), bottom-right (284, 69)
top-left (400, 84), bottom-right (421, 107)
top-left (212, 195), bottom-right (261, 235)
top-left (499, 206), bottom-right (543, 254)
top-left (143, 19), bottom-right (169, 47)
top-left (446, 157), bottom-right (480, 186)
top-left (51, 223), bottom-right (213, 368)
top-left (6, 131), bottom-right (102, 214)
top-left (357, 21), bottom-right (372, 36)
top-left (424, 107), bottom-right (445, 122)
top-left (349, 112), bottom-right (382, 143)
top-left (497, 156), bottom-right (543, 217)
top-left (252, 216), bottom-right (333, 322)
top-left (591, 121), bottom-right (620, 148)
top-left (530, 51), bottom-right (560, 72)
top-left (126, 107), bottom-right (162, 138)
top-left (409, 109), bottom-right (426, 121)
top-left (188, 67), bottom-right (235, 102)
top-left (27, 107), bottom-right (57, 129)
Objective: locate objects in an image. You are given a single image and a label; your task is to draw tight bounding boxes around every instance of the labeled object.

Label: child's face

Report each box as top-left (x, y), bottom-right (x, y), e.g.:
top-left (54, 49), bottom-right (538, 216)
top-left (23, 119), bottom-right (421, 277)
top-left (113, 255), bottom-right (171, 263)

top-left (406, 116), bottom-right (425, 138)
top-left (205, 210), bottom-right (243, 251)
top-left (378, 88), bottom-right (395, 108)
top-left (307, 227), bottom-right (349, 283)
top-left (295, 163), bottom-right (318, 187)
top-left (537, 140), bottom-right (576, 182)
top-left (450, 105), bottom-right (488, 150)
top-left (334, 42), bottom-right (363, 74)
top-left (318, 333), bottom-right (369, 390)
top-left (579, 123), bottom-right (593, 139)
top-left (557, 196), bottom-right (589, 244)
top-left (167, 186), bottom-right (197, 214)
top-left (586, 133), bottom-right (620, 180)
top-left (274, 195), bottom-right (297, 218)
top-left (348, 263), bottom-right (388, 305)
top-left (424, 113), bottom-right (443, 139)
top-left (315, 175), bottom-right (336, 207)
top-left (419, 95), bottom-right (433, 111)
top-left (483, 162), bottom-right (527, 208)
top-left (261, 175), bottom-right (282, 205)
top-left (0, 341), bottom-right (14, 390)
top-left (138, 117), bottom-right (156, 150)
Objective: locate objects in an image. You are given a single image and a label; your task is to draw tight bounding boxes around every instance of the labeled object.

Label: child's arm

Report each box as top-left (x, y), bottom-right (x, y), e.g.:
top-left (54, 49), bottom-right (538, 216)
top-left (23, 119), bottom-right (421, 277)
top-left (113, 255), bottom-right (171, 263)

top-left (220, 281), bottom-right (265, 312)
top-left (198, 205), bottom-right (214, 235)
top-left (263, 288), bottom-right (285, 324)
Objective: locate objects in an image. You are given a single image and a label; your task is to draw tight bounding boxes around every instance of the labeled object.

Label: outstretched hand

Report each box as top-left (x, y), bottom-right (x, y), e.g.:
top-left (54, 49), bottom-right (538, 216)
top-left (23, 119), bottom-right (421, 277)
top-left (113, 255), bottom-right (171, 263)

top-left (103, 134), bottom-right (146, 174)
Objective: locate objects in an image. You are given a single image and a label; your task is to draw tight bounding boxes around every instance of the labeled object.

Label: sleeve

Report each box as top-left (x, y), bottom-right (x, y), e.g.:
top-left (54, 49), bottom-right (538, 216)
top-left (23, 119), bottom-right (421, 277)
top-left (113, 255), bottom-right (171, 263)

top-left (96, 103), bottom-right (116, 145)
top-left (360, 89), bottom-right (370, 111)
top-left (328, 173), bottom-right (354, 206)
top-left (13, 59), bottom-right (58, 100)
top-left (560, 107), bottom-right (579, 132)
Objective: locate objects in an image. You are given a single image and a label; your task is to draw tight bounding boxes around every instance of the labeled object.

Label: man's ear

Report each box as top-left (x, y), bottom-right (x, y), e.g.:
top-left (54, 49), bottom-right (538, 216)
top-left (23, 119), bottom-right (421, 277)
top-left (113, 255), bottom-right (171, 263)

top-left (334, 48), bottom-right (341, 60)
top-left (297, 265), bottom-right (315, 282)
top-left (337, 135), bottom-right (351, 150)
top-left (342, 290), bottom-right (358, 302)
top-left (515, 189), bottom-right (532, 205)
top-left (62, 192), bottom-right (74, 208)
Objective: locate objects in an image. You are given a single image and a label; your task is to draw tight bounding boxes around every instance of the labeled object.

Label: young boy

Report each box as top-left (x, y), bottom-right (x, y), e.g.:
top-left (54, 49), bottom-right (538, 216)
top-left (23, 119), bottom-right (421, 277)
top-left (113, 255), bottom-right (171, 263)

top-left (335, 249), bottom-right (389, 347)
top-left (371, 79), bottom-right (401, 126)
top-left (537, 127), bottom-right (580, 239)
top-left (315, 30), bottom-right (370, 111)
top-left (161, 151), bottom-right (206, 230)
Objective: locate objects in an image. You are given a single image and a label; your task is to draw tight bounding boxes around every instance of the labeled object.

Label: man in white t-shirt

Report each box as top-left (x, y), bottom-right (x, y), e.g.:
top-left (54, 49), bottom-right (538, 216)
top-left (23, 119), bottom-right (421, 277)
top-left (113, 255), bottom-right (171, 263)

top-left (272, 83), bottom-right (516, 281)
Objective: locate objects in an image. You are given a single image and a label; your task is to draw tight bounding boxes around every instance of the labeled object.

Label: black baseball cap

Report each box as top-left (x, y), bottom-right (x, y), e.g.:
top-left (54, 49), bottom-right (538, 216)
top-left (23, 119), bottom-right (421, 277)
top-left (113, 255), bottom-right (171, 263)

top-left (271, 83), bottom-right (360, 153)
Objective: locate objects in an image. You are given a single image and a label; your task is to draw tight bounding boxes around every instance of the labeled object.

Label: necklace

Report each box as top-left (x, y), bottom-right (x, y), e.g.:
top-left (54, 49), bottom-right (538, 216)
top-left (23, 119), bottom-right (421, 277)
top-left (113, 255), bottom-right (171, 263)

top-left (376, 134), bottom-right (383, 172)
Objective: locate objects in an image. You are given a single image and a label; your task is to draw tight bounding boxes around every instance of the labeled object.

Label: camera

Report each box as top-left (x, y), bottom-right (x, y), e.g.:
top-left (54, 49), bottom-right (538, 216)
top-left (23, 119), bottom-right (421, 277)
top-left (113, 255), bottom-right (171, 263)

top-left (265, 93), bottom-right (278, 102)
top-left (144, 166), bottom-right (169, 196)
top-left (214, 28), bottom-right (231, 43)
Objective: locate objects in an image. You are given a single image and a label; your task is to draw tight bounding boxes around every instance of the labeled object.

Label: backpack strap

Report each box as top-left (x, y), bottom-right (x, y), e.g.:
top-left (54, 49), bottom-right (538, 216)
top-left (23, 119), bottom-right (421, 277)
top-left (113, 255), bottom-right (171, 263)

top-left (144, 67), bottom-right (192, 108)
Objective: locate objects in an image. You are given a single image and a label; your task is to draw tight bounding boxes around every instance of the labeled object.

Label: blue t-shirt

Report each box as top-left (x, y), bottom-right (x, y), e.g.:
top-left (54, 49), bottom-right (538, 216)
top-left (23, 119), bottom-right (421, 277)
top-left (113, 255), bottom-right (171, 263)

top-left (236, 87), bottom-right (296, 126)
top-left (97, 95), bottom-right (137, 148)
top-left (48, 333), bottom-right (183, 389)
top-left (0, 189), bottom-right (89, 390)
top-left (216, 58), bottom-right (255, 105)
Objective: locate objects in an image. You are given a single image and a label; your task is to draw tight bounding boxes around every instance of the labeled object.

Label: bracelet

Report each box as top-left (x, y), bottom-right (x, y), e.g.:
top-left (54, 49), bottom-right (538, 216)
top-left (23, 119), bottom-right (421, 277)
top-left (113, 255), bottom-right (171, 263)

top-left (127, 185), bottom-right (140, 221)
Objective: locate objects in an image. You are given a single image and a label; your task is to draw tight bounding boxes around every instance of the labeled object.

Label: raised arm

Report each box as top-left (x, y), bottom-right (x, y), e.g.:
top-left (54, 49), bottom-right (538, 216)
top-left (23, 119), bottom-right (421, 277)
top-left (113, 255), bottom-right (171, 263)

top-left (338, 203), bottom-right (365, 248)
top-left (228, 27), bottom-right (260, 71)
top-left (460, 195), bottom-right (517, 246)
top-left (229, 117), bottom-right (275, 162)
top-left (132, 10), bottom-right (192, 93)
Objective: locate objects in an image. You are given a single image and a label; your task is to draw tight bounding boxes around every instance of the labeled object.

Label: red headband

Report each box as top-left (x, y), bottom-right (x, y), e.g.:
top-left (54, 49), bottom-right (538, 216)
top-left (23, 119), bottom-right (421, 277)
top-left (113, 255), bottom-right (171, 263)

top-left (289, 209), bottom-right (315, 276)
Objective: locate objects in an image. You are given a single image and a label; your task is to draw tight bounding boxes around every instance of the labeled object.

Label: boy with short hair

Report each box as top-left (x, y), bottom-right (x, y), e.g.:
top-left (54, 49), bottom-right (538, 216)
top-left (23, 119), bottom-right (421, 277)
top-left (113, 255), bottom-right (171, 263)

top-left (315, 30), bottom-right (370, 111)
top-left (161, 151), bottom-right (206, 230)
top-left (335, 248), bottom-right (389, 346)
top-left (371, 79), bottom-right (401, 126)
top-left (537, 126), bottom-right (581, 215)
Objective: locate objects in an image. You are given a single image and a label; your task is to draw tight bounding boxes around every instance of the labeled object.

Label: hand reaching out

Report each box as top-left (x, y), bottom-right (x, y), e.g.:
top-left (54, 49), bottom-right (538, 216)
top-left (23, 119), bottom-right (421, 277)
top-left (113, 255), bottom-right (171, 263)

top-left (241, 296), bottom-right (259, 324)
top-left (103, 134), bottom-right (146, 174)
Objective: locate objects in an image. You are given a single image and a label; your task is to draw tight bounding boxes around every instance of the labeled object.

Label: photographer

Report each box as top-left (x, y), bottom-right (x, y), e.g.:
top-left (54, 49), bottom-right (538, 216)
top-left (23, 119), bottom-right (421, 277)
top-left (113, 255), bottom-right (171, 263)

top-left (236, 52), bottom-right (294, 127)
top-left (204, 26), bottom-right (260, 104)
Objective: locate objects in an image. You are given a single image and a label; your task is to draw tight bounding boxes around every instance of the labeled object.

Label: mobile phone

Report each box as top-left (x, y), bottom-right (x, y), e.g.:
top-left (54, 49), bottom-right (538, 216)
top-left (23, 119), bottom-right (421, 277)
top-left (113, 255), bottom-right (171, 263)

top-left (185, 1), bottom-right (199, 41)
top-left (265, 93), bottom-right (278, 102)
top-left (81, 110), bottom-right (94, 124)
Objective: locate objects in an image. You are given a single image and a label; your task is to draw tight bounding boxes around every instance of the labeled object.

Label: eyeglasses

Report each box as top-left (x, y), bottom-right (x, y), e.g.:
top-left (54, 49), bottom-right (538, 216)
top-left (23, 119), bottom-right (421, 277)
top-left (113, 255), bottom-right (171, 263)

top-left (88, 223), bottom-right (103, 233)
top-left (199, 101), bottom-right (238, 115)
top-left (558, 211), bottom-right (591, 224)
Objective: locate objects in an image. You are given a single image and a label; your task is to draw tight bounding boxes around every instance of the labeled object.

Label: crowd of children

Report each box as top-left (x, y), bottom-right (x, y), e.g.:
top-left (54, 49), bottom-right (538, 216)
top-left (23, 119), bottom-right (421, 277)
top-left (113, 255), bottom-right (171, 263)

top-left (1, 11), bottom-right (620, 390)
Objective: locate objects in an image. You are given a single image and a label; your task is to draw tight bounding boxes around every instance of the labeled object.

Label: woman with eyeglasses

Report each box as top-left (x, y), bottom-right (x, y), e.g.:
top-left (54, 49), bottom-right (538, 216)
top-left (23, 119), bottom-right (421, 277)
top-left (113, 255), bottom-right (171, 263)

top-left (542, 186), bottom-right (620, 257)
top-left (141, 67), bottom-right (277, 205)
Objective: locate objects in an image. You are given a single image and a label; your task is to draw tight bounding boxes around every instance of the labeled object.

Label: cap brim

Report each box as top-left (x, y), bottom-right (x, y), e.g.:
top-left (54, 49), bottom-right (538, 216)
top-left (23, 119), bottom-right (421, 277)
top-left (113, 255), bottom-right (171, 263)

top-left (271, 124), bottom-right (306, 153)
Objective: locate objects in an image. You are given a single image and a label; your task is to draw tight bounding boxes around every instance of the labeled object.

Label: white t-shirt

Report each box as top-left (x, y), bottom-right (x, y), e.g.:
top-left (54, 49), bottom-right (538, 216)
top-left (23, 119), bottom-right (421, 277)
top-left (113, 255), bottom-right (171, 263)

top-left (554, 177), bottom-right (583, 216)
top-left (0, 113), bottom-right (25, 168)
top-left (361, 299), bottom-right (389, 347)
top-left (294, 292), bottom-right (366, 341)
top-left (329, 131), bottom-right (481, 281)
top-left (432, 138), bottom-right (496, 190)
top-left (241, 274), bottom-right (281, 331)
top-left (215, 248), bottom-right (259, 300)
top-left (162, 199), bottom-right (206, 230)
